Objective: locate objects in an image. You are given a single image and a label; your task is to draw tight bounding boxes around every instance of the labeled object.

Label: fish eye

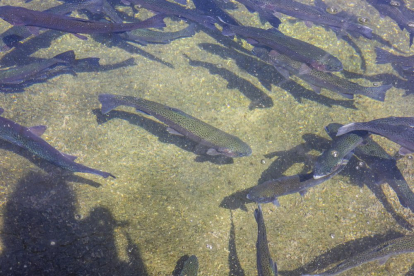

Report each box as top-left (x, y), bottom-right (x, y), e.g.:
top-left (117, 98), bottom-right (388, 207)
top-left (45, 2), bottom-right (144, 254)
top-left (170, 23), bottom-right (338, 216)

top-left (326, 7), bottom-right (340, 14)
top-left (358, 17), bottom-right (369, 24)
top-left (390, 0), bottom-right (400, 6)
top-left (331, 150), bottom-right (339, 158)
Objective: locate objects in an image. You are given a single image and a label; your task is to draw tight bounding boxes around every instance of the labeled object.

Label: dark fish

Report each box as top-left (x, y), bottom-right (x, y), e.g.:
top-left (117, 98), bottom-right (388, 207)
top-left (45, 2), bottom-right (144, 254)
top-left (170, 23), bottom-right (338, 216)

top-left (337, 118), bottom-right (414, 155)
top-left (126, 0), bottom-right (217, 30)
top-left (222, 24), bottom-right (342, 72)
top-left (375, 47), bottom-right (414, 70)
top-left (0, 108), bottom-right (114, 178)
top-left (98, 94), bottom-right (252, 158)
top-left (0, 50), bottom-right (76, 85)
top-left (314, 126), bottom-right (369, 179)
top-left (0, 6), bottom-right (166, 34)
top-left (368, 116), bottom-right (414, 127)
top-left (0, 0), bottom-right (104, 51)
top-left (193, 0), bottom-right (240, 26)
top-left (247, 168), bottom-right (344, 206)
top-left (253, 47), bottom-right (391, 101)
top-left (303, 235), bottom-right (414, 276)
top-left (179, 255), bottom-right (199, 276)
top-left (226, 0), bottom-right (281, 28)
top-left (121, 23), bottom-right (196, 45)
top-left (245, 0), bottom-right (372, 39)
top-left (254, 205), bottom-right (278, 276)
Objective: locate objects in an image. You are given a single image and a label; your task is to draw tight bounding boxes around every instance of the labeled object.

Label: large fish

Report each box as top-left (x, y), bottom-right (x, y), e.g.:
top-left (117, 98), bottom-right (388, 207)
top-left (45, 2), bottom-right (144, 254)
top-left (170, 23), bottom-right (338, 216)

top-left (98, 94), bottom-right (252, 158)
top-left (126, 0), bottom-right (217, 30)
top-left (241, 0), bottom-right (372, 39)
top-left (303, 235), bottom-right (414, 276)
top-left (247, 168), bottom-right (344, 206)
top-left (179, 255), bottom-right (199, 276)
top-left (254, 205), bottom-right (278, 276)
top-left (0, 6), bottom-right (166, 34)
top-left (226, 0), bottom-right (281, 28)
top-left (0, 108), bottom-right (114, 178)
top-left (253, 47), bottom-right (391, 101)
top-left (337, 117), bottom-right (414, 155)
top-left (375, 47), bottom-right (414, 70)
top-left (313, 127), bottom-right (369, 179)
top-left (222, 24), bottom-right (342, 72)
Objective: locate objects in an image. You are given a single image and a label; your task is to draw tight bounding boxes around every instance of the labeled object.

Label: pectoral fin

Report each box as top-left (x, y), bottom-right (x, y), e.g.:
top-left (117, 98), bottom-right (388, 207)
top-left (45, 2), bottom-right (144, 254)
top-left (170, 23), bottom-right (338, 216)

top-left (167, 127), bottom-right (184, 136)
top-left (206, 148), bottom-right (221, 156)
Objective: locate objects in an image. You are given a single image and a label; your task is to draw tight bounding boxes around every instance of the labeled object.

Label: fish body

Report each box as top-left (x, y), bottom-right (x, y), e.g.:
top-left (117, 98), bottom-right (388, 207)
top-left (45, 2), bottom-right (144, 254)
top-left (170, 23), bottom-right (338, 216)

top-left (254, 205), bottom-right (278, 276)
top-left (337, 120), bottom-right (414, 155)
top-left (179, 255), bottom-right (199, 276)
top-left (375, 47), bottom-right (414, 70)
top-left (98, 94), bottom-right (252, 158)
top-left (314, 127), bottom-right (369, 179)
top-left (247, 0), bottom-right (372, 39)
top-left (127, 0), bottom-right (217, 29)
top-left (253, 47), bottom-right (391, 101)
top-left (193, 0), bottom-right (240, 26)
top-left (304, 235), bottom-right (414, 276)
top-left (0, 108), bottom-right (114, 178)
top-left (0, 6), bottom-right (166, 34)
top-left (223, 25), bottom-right (342, 72)
top-left (247, 170), bottom-right (343, 206)
top-left (228, 0), bottom-right (281, 27)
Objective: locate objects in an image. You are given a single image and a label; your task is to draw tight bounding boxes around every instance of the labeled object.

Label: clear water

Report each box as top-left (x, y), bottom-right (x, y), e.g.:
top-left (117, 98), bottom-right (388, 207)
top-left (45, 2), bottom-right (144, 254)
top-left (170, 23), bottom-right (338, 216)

top-left (0, 0), bottom-right (413, 275)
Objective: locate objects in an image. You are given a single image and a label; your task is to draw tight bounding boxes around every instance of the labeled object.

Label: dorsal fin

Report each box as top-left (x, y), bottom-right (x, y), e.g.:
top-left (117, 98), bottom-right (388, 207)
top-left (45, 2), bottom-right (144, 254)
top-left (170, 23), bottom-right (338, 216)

top-left (60, 152), bottom-right (77, 161)
top-left (28, 125), bottom-right (47, 136)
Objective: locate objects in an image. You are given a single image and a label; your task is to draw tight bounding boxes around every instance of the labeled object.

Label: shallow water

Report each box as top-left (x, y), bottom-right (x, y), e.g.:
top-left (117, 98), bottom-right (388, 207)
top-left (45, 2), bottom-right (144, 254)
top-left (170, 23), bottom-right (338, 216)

top-left (0, 0), bottom-right (413, 275)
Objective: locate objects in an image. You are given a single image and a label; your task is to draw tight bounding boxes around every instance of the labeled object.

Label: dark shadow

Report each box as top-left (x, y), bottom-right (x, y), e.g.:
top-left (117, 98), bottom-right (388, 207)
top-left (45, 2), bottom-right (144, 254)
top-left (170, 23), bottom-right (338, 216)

top-left (183, 54), bottom-right (274, 110)
top-left (0, 171), bottom-right (148, 275)
top-left (280, 230), bottom-right (404, 276)
top-left (172, 255), bottom-right (190, 276)
top-left (0, 140), bottom-right (104, 188)
top-left (198, 43), bottom-right (357, 109)
top-left (93, 109), bottom-right (235, 165)
top-left (228, 211), bottom-right (246, 276)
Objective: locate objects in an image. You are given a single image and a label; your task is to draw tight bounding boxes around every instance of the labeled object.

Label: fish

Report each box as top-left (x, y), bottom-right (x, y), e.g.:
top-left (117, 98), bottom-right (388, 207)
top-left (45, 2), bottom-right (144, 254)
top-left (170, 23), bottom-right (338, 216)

top-left (326, 123), bottom-right (414, 212)
top-left (222, 24), bottom-right (343, 72)
top-left (126, 0), bottom-right (217, 30)
top-left (303, 235), bottom-right (414, 276)
top-left (375, 47), bottom-right (414, 70)
top-left (252, 47), bottom-right (391, 101)
top-left (247, 168), bottom-right (345, 206)
top-left (0, 6), bottom-right (166, 35)
top-left (227, 0), bottom-right (281, 28)
top-left (0, 50), bottom-right (79, 85)
top-left (313, 126), bottom-right (369, 179)
top-left (0, 108), bottom-right (115, 178)
top-left (254, 205), bottom-right (278, 276)
top-left (337, 118), bottom-right (414, 155)
top-left (244, 0), bottom-right (373, 39)
top-left (179, 255), bottom-right (199, 276)
top-left (98, 94), bottom-right (252, 158)
top-left (193, 0), bottom-right (240, 26)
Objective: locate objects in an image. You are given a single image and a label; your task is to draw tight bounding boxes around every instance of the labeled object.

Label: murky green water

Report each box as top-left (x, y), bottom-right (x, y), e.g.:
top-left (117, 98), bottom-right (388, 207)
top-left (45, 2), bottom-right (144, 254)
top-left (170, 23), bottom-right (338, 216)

top-left (0, 0), bottom-right (413, 275)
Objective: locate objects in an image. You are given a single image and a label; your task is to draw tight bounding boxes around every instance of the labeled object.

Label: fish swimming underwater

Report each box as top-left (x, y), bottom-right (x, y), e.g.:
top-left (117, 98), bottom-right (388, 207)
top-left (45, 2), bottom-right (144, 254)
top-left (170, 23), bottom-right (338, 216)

top-left (0, 6), bottom-right (166, 35)
top-left (0, 108), bottom-right (114, 178)
top-left (98, 94), bottom-right (252, 158)
top-left (255, 205), bottom-right (278, 276)
top-left (337, 117), bottom-right (414, 155)
top-left (303, 235), bottom-right (414, 276)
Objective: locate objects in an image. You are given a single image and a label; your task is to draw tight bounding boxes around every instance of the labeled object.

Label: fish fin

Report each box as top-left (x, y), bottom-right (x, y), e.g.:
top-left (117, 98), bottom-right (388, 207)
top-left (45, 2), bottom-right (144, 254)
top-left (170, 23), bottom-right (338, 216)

top-left (399, 147), bottom-right (414, 156)
top-left (337, 92), bottom-right (354, 99)
top-left (245, 38), bottom-right (259, 45)
top-left (26, 26), bottom-right (40, 35)
top-left (299, 189), bottom-right (308, 197)
top-left (336, 123), bottom-right (356, 136)
top-left (54, 50), bottom-right (76, 64)
top-left (60, 152), bottom-right (77, 161)
top-left (375, 47), bottom-right (393, 64)
top-left (121, 0), bottom-right (131, 5)
top-left (365, 84), bottom-right (392, 102)
top-left (298, 64), bottom-right (312, 75)
top-left (73, 33), bottom-right (88, 40)
top-left (166, 127), bottom-right (184, 136)
top-left (221, 25), bottom-right (235, 37)
top-left (28, 125), bottom-right (47, 136)
top-left (377, 256), bottom-right (390, 265)
top-left (309, 84), bottom-right (322, 94)
top-left (0, 108), bottom-right (4, 115)
top-left (206, 148), bottom-right (221, 156)
top-left (272, 198), bottom-right (280, 207)
top-left (98, 94), bottom-right (120, 114)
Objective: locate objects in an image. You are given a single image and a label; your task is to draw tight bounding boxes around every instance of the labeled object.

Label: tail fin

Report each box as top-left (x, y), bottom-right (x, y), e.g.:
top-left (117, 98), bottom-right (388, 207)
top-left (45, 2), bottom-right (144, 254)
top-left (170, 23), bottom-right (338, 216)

top-left (375, 47), bottom-right (394, 64)
top-left (98, 94), bottom-right (122, 114)
top-left (364, 84), bottom-right (392, 102)
top-left (138, 14), bottom-right (166, 29)
top-left (53, 50), bottom-right (76, 64)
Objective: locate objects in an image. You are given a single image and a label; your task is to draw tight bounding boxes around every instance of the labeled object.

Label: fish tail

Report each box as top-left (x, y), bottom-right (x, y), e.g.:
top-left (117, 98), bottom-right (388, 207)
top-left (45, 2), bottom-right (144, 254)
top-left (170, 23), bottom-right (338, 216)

top-left (364, 84), bottom-right (392, 102)
top-left (139, 14), bottom-right (166, 29)
top-left (53, 50), bottom-right (76, 64)
top-left (99, 94), bottom-right (123, 114)
top-left (375, 47), bottom-right (394, 64)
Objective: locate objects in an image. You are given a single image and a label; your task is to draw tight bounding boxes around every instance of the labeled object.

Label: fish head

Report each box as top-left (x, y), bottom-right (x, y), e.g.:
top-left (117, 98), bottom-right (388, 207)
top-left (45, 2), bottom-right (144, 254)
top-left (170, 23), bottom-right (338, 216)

top-left (313, 150), bottom-right (343, 179)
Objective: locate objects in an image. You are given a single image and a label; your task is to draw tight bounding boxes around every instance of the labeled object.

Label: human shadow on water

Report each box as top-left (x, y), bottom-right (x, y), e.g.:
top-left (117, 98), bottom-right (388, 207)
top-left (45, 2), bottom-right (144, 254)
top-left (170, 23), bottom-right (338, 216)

top-left (0, 140), bottom-right (105, 188)
top-left (0, 171), bottom-right (148, 276)
top-left (183, 54), bottom-right (274, 110)
top-left (93, 109), bottom-right (234, 165)
top-left (219, 133), bottom-right (413, 229)
top-left (198, 43), bottom-right (357, 110)
top-left (280, 230), bottom-right (405, 276)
